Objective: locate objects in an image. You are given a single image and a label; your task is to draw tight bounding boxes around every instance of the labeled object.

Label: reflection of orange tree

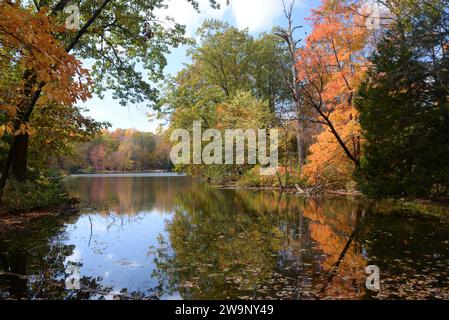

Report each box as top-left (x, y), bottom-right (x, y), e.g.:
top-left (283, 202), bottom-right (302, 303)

top-left (302, 199), bottom-right (367, 298)
top-left (150, 185), bottom-right (373, 299)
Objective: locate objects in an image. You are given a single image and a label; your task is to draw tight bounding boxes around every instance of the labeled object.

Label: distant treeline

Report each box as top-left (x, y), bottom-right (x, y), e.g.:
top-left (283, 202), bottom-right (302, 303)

top-left (58, 129), bottom-right (173, 174)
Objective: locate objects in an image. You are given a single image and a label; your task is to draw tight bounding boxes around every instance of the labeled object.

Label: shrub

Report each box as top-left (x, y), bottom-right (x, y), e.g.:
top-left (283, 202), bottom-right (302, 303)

top-left (238, 166), bottom-right (307, 188)
top-left (1, 176), bottom-right (71, 212)
top-left (238, 168), bottom-right (263, 187)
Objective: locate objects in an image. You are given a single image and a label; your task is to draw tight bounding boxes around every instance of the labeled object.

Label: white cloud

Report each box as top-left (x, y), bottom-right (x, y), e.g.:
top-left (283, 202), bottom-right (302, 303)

top-left (158, 0), bottom-right (305, 36)
top-left (66, 248), bottom-right (83, 263)
top-left (157, 0), bottom-right (227, 36)
top-left (231, 0), bottom-right (306, 32)
top-left (231, 0), bottom-right (282, 32)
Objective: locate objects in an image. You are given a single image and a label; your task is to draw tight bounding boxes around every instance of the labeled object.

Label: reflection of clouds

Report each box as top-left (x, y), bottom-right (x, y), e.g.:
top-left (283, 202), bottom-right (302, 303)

top-left (104, 292), bottom-right (120, 300)
top-left (92, 224), bottom-right (107, 232)
top-left (111, 258), bottom-right (144, 269)
top-left (66, 248), bottom-right (83, 264)
top-left (164, 293), bottom-right (183, 300)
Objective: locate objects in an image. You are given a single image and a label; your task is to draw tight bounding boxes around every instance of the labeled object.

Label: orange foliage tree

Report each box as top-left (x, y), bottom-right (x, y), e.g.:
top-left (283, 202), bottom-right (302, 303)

top-left (296, 0), bottom-right (371, 187)
top-left (0, 1), bottom-right (91, 192)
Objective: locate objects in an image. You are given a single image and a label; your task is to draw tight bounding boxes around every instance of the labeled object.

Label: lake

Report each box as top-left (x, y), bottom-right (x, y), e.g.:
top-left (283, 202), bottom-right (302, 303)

top-left (1, 174), bottom-right (448, 300)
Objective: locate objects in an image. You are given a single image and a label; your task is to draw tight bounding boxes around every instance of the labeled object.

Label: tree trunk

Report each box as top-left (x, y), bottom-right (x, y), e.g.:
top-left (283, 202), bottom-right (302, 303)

top-left (0, 142), bottom-right (13, 200)
top-left (275, 1), bottom-right (305, 167)
top-left (0, 90), bottom-right (39, 199)
top-left (319, 109), bottom-right (360, 167)
top-left (295, 119), bottom-right (304, 166)
top-left (11, 134), bottom-right (29, 182)
top-left (0, 132), bottom-right (30, 200)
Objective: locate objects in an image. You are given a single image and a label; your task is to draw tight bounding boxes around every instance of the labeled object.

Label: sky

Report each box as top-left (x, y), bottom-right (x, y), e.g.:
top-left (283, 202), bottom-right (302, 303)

top-left (81, 0), bottom-right (321, 132)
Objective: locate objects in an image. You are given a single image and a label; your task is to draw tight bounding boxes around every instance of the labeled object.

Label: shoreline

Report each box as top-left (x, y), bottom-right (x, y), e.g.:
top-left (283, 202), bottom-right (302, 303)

top-left (0, 206), bottom-right (70, 227)
top-left (212, 184), bottom-right (363, 197)
top-left (2, 176), bottom-right (448, 220)
top-left (67, 172), bottom-right (185, 178)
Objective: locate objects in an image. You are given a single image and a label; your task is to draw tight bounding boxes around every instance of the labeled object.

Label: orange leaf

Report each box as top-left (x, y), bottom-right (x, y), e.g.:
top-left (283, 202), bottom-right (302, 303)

top-left (0, 105), bottom-right (17, 117)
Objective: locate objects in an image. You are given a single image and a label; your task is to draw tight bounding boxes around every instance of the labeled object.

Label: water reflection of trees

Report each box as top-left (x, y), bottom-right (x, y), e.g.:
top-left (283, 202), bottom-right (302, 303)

top-left (65, 177), bottom-right (196, 215)
top-left (0, 216), bottom-right (114, 299)
top-left (302, 199), bottom-right (366, 298)
top-left (0, 215), bottom-right (156, 300)
top-left (153, 187), bottom-right (370, 300)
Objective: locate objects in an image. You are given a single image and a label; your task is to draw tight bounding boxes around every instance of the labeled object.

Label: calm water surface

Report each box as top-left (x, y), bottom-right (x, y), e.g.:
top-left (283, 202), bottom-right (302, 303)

top-left (1, 175), bottom-right (448, 300)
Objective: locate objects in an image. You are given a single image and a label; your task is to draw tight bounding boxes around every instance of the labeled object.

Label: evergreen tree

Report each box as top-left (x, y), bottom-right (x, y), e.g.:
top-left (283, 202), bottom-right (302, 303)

top-left (356, 4), bottom-right (449, 198)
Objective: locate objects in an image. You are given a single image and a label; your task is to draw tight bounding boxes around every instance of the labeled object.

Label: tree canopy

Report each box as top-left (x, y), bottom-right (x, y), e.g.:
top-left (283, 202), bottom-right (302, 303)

top-left (2, 0), bottom-right (449, 202)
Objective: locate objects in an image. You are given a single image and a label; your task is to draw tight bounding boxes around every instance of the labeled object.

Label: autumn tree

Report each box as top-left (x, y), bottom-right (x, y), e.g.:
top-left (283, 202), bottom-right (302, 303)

top-left (169, 91), bottom-right (272, 179)
top-left (296, 0), bottom-right (370, 187)
top-left (59, 128), bottom-right (170, 173)
top-left (0, 1), bottom-right (91, 192)
top-left (174, 20), bottom-right (290, 110)
top-left (27, 103), bottom-right (108, 173)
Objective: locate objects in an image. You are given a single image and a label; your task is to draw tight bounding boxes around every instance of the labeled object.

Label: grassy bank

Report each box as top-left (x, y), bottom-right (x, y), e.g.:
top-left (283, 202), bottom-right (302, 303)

top-left (0, 176), bottom-right (78, 214)
top-left (367, 199), bottom-right (449, 221)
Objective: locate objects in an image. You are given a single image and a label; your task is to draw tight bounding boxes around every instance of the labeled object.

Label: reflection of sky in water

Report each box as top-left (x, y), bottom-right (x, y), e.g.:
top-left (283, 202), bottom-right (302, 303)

top-left (64, 210), bottom-right (178, 299)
